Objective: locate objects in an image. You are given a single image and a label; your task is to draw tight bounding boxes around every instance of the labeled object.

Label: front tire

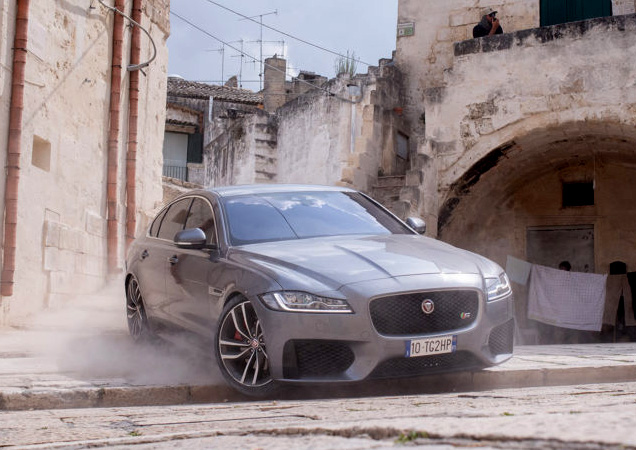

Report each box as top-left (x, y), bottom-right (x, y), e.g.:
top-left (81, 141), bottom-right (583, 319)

top-left (214, 295), bottom-right (278, 396)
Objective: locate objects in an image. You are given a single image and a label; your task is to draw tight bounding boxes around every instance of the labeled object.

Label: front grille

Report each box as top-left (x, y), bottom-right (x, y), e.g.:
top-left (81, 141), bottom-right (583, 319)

top-left (369, 351), bottom-right (482, 379)
top-left (488, 319), bottom-right (514, 356)
top-left (369, 290), bottom-right (479, 336)
top-left (283, 340), bottom-right (354, 379)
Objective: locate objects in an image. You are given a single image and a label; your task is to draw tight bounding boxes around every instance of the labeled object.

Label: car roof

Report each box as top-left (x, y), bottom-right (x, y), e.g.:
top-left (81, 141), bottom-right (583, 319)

top-left (205, 184), bottom-right (357, 198)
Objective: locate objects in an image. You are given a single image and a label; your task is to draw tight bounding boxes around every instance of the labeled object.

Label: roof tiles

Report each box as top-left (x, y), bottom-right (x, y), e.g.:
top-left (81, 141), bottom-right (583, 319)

top-left (167, 77), bottom-right (263, 104)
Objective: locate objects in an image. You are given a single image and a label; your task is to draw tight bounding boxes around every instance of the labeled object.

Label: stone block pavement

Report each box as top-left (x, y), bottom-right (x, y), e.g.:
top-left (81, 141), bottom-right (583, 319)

top-left (1, 285), bottom-right (635, 411)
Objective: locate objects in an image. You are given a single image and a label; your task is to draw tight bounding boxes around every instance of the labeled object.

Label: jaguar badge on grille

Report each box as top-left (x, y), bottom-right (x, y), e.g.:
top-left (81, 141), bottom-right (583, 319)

top-left (421, 299), bottom-right (435, 315)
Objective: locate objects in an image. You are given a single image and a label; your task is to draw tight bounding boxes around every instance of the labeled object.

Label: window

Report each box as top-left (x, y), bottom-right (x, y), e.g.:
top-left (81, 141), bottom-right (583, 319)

top-left (149, 208), bottom-right (168, 237)
top-left (562, 182), bottom-right (594, 207)
top-left (185, 198), bottom-right (217, 245)
top-left (541, 0), bottom-right (612, 27)
top-left (32, 135), bottom-right (51, 171)
top-left (157, 198), bottom-right (193, 241)
top-left (396, 132), bottom-right (409, 160)
top-left (187, 133), bottom-right (203, 164)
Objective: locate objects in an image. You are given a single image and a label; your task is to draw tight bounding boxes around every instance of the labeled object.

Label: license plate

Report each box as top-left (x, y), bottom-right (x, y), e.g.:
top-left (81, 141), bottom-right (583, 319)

top-left (405, 335), bottom-right (456, 358)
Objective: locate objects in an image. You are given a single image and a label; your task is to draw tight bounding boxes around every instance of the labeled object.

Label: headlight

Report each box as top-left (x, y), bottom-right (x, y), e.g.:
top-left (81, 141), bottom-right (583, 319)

top-left (260, 291), bottom-right (353, 313)
top-left (485, 273), bottom-right (511, 301)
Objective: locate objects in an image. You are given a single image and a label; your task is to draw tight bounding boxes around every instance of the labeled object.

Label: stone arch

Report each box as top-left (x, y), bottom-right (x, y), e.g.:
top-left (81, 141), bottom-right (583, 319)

top-left (437, 117), bottom-right (636, 272)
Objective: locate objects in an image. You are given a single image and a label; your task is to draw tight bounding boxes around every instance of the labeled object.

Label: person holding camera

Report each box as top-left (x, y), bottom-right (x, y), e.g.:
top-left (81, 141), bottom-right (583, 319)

top-left (473, 8), bottom-right (503, 38)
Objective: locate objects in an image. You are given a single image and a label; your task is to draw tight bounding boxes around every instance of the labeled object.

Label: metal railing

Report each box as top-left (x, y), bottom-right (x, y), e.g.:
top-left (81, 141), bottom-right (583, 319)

top-left (162, 165), bottom-right (188, 181)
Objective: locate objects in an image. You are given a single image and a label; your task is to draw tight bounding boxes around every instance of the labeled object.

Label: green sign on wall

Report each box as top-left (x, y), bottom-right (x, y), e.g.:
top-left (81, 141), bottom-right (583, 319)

top-left (540, 0), bottom-right (613, 27)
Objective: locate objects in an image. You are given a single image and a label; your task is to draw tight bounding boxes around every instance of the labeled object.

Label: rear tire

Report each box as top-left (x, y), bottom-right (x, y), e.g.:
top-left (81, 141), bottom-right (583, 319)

top-left (126, 276), bottom-right (153, 342)
top-left (214, 295), bottom-right (279, 397)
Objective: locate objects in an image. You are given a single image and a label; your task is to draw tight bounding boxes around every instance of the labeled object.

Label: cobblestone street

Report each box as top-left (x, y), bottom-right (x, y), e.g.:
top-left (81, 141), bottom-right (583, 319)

top-left (2, 381), bottom-right (636, 448)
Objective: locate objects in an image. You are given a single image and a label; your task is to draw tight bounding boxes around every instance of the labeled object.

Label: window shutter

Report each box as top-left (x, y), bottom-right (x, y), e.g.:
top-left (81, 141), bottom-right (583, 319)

top-left (187, 133), bottom-right (203, 164)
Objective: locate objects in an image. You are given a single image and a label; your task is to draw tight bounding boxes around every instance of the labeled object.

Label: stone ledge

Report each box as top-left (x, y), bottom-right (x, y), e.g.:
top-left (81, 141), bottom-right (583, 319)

top-left (455, 13), bottom-right (636, 57)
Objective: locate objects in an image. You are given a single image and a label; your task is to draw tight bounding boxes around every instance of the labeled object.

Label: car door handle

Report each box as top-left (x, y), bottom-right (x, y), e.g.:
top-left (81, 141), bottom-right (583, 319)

top-left (140, 249), bottom-right (149, 260)
top-left (168, 255), bottom-right (179, 265)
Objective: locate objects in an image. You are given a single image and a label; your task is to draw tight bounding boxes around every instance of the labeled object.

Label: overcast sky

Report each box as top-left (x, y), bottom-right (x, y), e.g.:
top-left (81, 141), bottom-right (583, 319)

top-left (167, 0), bottom-right (398, 90)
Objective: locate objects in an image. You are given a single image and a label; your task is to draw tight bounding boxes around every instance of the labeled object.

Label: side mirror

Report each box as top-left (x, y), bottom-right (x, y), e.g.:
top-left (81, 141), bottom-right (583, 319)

top-left (174, 228), bottom-right (207, 249)
top-left (406, 217), bottom-right (426, 235)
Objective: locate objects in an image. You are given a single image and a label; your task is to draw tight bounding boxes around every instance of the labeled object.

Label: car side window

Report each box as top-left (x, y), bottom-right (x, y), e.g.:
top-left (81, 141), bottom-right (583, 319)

top-left (149, 208), bottom-right (168, 237)
top-left (157, 198), bottom-right (193, 241)
top-left (185, 198), bottom-right (217, 245)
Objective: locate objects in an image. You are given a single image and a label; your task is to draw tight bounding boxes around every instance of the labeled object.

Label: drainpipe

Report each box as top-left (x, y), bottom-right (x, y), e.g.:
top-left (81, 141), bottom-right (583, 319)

top-left (126, 0), bottom-right (141, 249)
top-left (1, 0), bottom-right (30, 297)
top-left (106, 0), bottom-right (125, 273)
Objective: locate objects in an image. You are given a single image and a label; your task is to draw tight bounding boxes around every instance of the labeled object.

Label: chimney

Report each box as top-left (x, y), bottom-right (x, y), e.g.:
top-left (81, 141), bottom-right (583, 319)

top-left (264, 55), bottom-right (287, 112)
top-left (225, 75), bottom-right (238, 88)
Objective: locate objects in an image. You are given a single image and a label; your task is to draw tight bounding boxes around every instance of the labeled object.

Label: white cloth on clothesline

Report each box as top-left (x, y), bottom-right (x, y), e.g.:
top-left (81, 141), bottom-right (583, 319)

top-left (528, 264), bottom-right (607, 331)
top-left (506, 255), bottom-right (532, 286)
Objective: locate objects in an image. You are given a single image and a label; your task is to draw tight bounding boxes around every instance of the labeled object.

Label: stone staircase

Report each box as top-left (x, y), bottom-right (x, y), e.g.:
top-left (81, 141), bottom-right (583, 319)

top-left (253, 122), bottom-right (278, 183)
top-left (371, 175), bottom-right (406, 214)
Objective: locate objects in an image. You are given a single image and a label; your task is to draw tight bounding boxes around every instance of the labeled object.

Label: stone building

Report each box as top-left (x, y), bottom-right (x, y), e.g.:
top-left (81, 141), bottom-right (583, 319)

top-left (0, 0), bottom-right (169, 324)
top-left (198, 55), bottom-right (411, 212)
top-left (164, 77), bottom-right (263, 187)
top-left (392, 0), bottom-right (636, 339)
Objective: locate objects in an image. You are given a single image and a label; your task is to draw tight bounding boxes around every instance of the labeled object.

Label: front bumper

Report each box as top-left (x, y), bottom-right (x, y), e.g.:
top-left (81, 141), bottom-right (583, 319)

top-left (253, 273), bottom-right (515, 383)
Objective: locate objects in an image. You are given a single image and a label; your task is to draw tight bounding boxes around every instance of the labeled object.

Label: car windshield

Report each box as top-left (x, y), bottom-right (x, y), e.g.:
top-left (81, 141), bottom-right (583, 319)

top-left (221, 191), bottom-right (412, 245)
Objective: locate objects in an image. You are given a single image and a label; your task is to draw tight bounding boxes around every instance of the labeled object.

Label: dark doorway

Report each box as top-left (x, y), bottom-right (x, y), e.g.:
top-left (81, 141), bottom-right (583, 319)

top-left (526, 225), bottom-right (595, 272)
top-left (540, 0), bottom-right (612, 27)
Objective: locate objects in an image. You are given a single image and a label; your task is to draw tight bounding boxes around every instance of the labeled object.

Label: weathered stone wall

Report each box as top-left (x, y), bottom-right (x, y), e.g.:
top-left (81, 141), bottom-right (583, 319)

top-left (432, 15), bottom-right (636, 203)
top-left (394, 0), bottom-right (635, 232)
top-left (424, 14), bottom-right (636, 311)
top-left (205, 109), bottom-right (276, 187)
top-left (276, 64), bottom-right (407, 197)
top-left (395, 0), bottom-right (539, 132)
top-left (0, 0), bottom-right (169, 324)
top-left (276, 80), bottom-right (353, 187)
top-left (395, 0), bottom-right (632, 123)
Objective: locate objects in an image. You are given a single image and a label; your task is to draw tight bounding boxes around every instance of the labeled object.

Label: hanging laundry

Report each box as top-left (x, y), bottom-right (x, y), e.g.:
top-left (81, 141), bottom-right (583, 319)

top-left (603, 274), bottom-right (636, 326)
top-left (628, 272), bottom-right (636, 323)
top-left (528, 264), bottom-right (607, 331)
top-left (506, 255), bottom-right (532, 286)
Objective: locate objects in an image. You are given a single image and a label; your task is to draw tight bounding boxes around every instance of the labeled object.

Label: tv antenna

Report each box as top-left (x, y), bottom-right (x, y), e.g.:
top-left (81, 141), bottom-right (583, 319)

top-left (206, 40), bottom-right (242, 86)
top-left (239, 9), bottom-right (277, 89)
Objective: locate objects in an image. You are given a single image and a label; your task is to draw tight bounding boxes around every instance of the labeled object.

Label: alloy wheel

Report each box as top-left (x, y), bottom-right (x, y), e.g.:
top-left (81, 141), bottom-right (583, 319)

top-left (218, 300), bottom-right (272, 388)
top-left (126, 277), bottom-right (148, 340)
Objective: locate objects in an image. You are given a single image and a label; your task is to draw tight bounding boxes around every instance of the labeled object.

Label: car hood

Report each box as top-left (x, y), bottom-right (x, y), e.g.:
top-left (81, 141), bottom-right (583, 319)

top-left (229, 234), bottom-right (499, 293)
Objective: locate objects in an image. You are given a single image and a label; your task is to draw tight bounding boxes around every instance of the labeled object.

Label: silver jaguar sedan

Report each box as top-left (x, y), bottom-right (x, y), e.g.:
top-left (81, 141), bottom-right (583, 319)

top-left (125, 184), bottom-right (514, 396)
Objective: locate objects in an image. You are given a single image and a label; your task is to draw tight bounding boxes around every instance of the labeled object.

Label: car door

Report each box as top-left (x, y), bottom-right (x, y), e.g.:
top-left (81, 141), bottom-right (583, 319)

top-left (134, 206), bottom-right (170, 324)
top-left (141, 197), bottom-right (193, 326)
top-left (166, 196), bottom-right (222, 338)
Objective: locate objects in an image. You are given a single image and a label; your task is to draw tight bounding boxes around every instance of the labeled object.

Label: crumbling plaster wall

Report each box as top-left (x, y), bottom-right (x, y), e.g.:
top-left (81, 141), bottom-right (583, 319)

top-left (431, 15), bottom-right (636, 199)
top-left (394, 0), bottom-right (636, 234)
top-left (276, 80), bottom-right (354, 188)
top-left (205, 109), bottom-right (276, 187)
top-left (394, 0), bottom-right (538, 233)
top-left (276, 65), bottom-right (406, 195)
top-left (425, 13), bottom-right (636, 278)
top-left (0, 0), bottom-right (168, 324)
top-left (395, 0), bottom-right (538, 131)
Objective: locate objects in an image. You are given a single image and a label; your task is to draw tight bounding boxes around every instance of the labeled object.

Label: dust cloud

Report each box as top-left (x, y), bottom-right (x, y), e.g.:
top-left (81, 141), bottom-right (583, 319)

top-left (20, 278), bottom-right (222, 387)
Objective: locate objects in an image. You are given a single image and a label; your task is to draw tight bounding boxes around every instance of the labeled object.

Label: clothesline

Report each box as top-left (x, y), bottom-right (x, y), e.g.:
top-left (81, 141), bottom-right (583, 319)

top-left (505, 256), bottom-right (636, 331)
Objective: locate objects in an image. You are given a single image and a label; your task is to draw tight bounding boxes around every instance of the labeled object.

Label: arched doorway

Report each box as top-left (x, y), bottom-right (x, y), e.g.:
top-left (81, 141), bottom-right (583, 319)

top-left (438, 121), bottom-right (636, 344)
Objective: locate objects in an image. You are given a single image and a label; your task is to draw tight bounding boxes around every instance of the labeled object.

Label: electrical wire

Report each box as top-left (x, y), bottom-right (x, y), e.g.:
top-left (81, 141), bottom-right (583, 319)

top-left (170, 10), bottom-right (359, 104)
top-left (201, 0), bottom-right (370, 67)
top-left (97, 0), bottom-right (157, 71)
